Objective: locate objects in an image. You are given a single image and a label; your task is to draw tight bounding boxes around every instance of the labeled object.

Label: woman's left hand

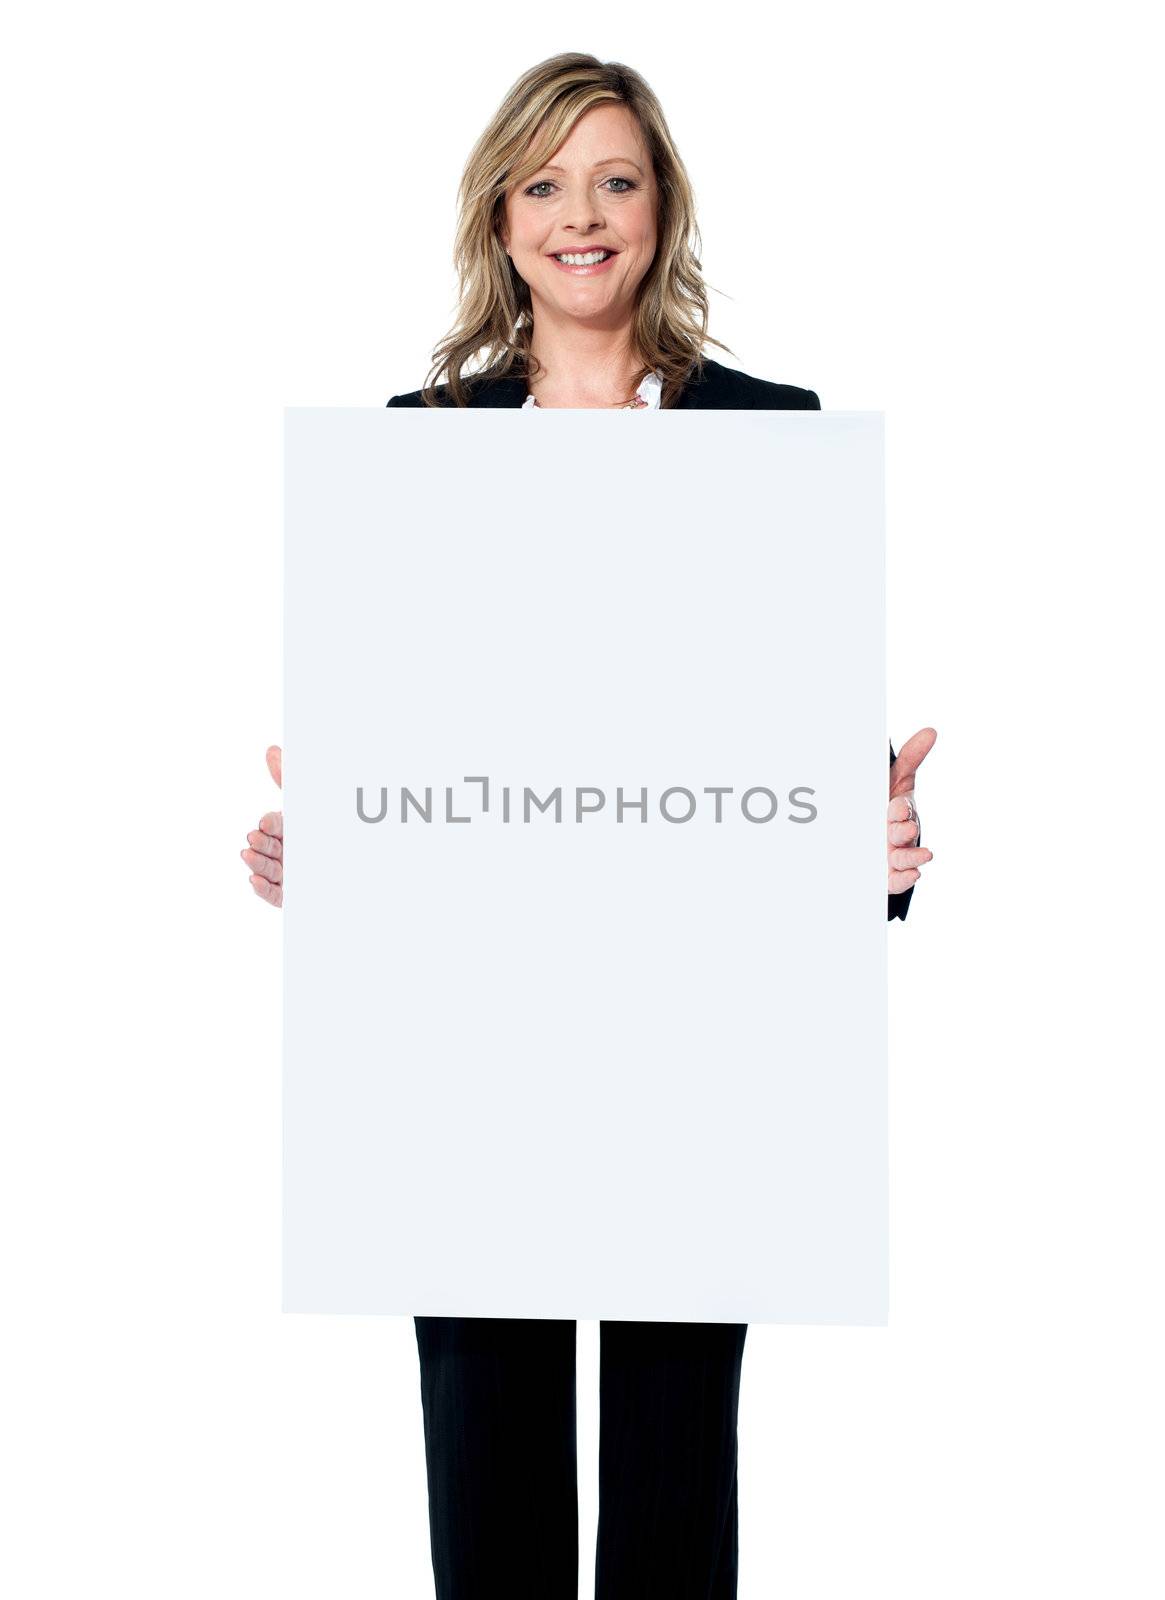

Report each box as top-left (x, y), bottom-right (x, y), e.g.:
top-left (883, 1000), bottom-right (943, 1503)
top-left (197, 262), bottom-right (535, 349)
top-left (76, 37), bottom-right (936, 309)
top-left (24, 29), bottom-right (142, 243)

top-left (888, 727), bottom-right (936, 893)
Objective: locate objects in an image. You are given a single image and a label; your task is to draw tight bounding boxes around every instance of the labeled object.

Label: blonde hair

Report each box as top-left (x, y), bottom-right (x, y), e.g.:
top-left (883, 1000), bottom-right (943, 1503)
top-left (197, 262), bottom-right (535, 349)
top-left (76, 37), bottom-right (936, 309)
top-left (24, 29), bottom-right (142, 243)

top-left (419, 52), bottom-right (733, 408)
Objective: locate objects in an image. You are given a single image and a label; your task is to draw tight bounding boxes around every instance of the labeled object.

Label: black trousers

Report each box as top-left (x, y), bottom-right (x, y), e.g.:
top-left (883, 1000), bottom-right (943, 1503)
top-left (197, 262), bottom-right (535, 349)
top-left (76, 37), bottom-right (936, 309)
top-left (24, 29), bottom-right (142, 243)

top-left (414, 1315), bottom-right (748, 1600)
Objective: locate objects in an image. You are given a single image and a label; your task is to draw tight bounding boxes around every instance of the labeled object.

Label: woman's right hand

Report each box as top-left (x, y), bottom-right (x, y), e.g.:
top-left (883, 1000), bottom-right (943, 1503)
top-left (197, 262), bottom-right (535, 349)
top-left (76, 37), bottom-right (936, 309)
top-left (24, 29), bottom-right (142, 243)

top-left (241, 744), bottom-right (283, 907)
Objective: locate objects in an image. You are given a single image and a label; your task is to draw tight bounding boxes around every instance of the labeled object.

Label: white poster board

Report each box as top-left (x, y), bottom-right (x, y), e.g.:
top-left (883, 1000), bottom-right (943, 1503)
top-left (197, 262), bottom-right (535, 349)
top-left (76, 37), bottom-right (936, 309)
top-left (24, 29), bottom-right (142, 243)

top-left (283, 407), bottom-right (887, 1324)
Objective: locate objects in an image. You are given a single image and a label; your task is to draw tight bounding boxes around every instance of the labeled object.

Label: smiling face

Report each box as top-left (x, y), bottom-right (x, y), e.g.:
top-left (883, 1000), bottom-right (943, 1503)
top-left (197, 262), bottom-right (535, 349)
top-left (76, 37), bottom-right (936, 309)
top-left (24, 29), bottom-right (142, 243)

top-left (500, 102), bottom-right (659, 332)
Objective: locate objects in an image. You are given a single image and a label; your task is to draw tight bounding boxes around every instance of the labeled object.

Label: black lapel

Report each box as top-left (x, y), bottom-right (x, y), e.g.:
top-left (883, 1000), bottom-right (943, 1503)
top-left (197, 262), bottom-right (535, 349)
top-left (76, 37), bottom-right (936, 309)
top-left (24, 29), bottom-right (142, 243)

top-left (464, 360), bottom-right (717, 409)
top-left (467, 373), bottom-right (530, 408)
top-left (674, 360), bottom-right (724, 409)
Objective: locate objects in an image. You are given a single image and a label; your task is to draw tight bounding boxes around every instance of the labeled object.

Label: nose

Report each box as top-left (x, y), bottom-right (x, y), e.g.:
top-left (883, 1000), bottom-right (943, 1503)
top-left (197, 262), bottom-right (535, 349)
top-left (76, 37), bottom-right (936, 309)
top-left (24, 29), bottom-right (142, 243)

top-left (560, 179), bottom-right (606, 235)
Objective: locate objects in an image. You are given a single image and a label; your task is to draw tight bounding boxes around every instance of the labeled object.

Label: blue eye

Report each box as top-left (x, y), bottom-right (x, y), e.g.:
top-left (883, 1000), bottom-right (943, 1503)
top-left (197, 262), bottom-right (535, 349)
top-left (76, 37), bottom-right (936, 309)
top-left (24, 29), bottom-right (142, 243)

top-left (523, 176), bottom-right (639, 198)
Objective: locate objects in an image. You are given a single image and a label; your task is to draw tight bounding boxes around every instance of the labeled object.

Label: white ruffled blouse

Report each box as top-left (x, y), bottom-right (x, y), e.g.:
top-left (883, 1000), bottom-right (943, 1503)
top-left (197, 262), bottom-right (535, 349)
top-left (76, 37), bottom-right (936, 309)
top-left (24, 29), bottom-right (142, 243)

top-left (521, 370), bottom-right (663, 410)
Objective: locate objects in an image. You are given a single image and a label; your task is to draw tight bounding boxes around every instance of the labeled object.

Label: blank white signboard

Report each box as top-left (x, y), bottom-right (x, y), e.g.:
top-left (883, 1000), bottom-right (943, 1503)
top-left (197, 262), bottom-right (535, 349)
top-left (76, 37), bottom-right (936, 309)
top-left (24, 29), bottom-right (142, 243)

top-left (283, 407), bottom-right (887, 1324)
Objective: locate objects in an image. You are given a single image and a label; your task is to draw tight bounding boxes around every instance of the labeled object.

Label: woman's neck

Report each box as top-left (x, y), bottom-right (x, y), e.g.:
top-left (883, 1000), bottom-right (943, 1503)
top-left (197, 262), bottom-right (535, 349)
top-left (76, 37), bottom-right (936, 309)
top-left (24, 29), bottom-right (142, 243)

top-left (524, 315), bottom-right (646, 408)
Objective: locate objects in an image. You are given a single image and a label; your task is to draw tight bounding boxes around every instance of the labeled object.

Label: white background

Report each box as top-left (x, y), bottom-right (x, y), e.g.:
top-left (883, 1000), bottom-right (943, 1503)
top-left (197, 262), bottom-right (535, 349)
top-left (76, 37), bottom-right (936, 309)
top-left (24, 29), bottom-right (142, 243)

top-left (2, 3), bottom-right (1161, 1596)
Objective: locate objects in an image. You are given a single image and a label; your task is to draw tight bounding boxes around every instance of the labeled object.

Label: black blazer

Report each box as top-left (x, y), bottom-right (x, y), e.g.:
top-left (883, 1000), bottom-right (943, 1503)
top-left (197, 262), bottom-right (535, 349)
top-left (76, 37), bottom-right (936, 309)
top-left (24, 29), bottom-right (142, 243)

top-left (388, 356), bottom-right (915, 921)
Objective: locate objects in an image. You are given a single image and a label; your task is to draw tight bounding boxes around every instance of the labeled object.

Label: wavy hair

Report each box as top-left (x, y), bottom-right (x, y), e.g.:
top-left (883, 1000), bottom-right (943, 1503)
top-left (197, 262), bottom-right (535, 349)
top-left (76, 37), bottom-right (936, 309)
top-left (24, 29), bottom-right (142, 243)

top-left (418, 52), bottom-right (733, 408)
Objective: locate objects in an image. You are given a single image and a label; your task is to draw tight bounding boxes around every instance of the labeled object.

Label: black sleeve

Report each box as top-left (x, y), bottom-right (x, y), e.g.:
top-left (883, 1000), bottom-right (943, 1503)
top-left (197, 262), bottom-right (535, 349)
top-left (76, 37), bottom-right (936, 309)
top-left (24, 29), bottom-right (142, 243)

top-left (887, 741), bottom-right (916, 923)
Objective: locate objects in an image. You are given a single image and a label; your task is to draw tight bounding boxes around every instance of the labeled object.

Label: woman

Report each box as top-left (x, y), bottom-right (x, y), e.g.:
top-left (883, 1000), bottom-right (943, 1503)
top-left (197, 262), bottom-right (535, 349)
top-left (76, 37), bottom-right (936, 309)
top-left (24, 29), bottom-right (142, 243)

top-left (242, 52), bottom-right (935, 1600)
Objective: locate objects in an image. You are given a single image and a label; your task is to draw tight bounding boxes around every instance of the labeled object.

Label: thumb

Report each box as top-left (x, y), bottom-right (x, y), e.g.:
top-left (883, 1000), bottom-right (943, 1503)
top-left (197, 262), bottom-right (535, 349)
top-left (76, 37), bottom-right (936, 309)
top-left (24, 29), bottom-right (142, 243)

top-left (889, 726), bottom-right (936, 796)
top-left (266, 744), bottom-right (283, 789)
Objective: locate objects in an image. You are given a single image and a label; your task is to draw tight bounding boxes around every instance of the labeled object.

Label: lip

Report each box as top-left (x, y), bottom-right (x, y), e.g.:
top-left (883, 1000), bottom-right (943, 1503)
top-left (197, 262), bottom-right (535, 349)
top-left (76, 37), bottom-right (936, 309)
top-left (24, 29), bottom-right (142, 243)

top-left (546, 248), bottom-right (620, 276)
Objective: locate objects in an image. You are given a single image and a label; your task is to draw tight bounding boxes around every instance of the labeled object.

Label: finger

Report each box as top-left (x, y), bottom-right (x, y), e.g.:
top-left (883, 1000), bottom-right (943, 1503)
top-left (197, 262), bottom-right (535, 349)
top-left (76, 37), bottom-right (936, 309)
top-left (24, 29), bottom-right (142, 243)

top-left (246, 827), bottom-right (282, 861)
top-left (241, 847), bottom-right (282, 884)
top-left (889, 845), bottom-right (933, 871)
top-left (258, 809), bottom-right (283, 840)
top-left (888, 867), bottom-right (921, 893)
top-left (887, 818), bottom-right (919, 846)
top-left (267, 745), bottom-right (283, 789)
top-left (889, 726), bottom-right (937, 797)
top-left (887, 795), bottom-right (914, 823)
top-left (250, 873), bottom-right (283, 907)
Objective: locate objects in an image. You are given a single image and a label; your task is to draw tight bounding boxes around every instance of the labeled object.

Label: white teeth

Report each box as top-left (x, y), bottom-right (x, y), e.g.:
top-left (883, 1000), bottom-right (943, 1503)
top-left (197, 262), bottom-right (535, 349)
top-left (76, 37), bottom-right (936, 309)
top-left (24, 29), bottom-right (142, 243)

top-left (555, 250), bottom-right (610, 265)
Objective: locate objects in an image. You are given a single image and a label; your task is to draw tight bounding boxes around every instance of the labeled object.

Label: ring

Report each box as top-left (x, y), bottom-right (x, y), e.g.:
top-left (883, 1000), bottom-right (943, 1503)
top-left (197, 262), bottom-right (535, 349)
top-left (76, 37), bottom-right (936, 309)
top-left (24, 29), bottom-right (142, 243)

top-left (905, 796), bottom-right (918, 823)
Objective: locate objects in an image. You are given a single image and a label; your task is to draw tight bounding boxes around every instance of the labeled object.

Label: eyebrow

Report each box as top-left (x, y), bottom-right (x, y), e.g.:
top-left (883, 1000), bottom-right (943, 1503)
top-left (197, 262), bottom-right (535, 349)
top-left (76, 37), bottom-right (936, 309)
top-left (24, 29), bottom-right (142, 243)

top-left (536, 158), bottom-right (645, 175)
